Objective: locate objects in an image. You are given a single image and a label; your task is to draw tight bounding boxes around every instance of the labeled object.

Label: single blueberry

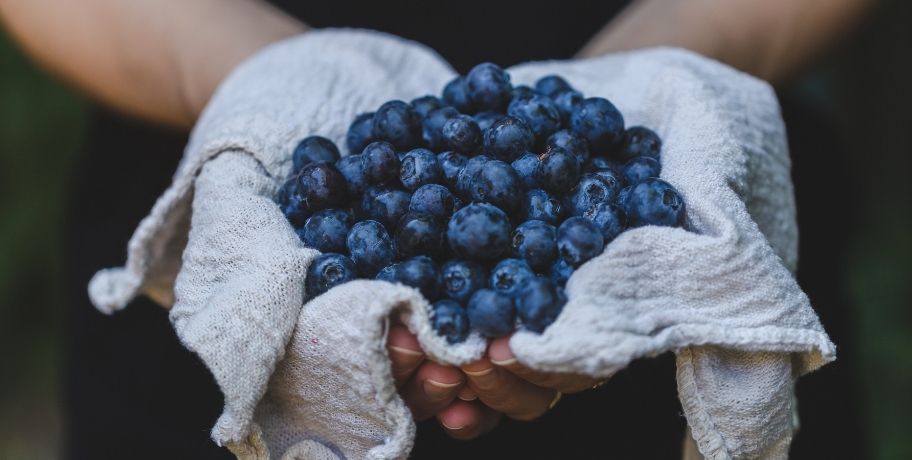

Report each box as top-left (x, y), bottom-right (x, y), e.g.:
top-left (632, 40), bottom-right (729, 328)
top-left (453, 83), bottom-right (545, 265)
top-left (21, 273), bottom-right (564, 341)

top-left (438, 151), bottom-right (469, 189)
top-left (335, 154), bottom-right (369, 196)
top-left (474, 111), bottom-right (506, 132)
top-left (511, 85), bottom-right (536, 102)
top-left (534, 75), bottom-right (573, 97)
top-left (400, 148), bottom-right (443, 191)
top-left (447, 203), bottom-right (511, 261)
top-left (507, 95), bottom-right (561, 143)
top-left (300, 209), bottom-right (352, 253)
top-left (617, 185), bottom-right (633, 207)
top-left (552, 90), bottom-right (584, 126)
top-left (483, 116), bottom-right (534, 162)
top-left (292, 136), bottom-right (341, 173)
top-left (467, 289), bottom-right (516, 337)
top-left (549, 258), bottom-right (574, 285)
top-left (557, 216), bottom-right (605, 267)
top-left (535, 147), bottom-right (581, 194)
top-left (511, 152), bottom-right (540, 189)
top-left (490, 258), bottom-right (536, 298)
top-left (565, 173), bottom-right (617, 216)
top-left (431, 299), bottom-right (470, 344)
top-left (411, 95), bottom-right (446, 118)
top-left (522, 188), bottom-right (563, 225)
top-left (305, 253), bottom-right (357, 297)
top-left (346, 112), bottom-right (375, 155)
top-left (590, 166), bottom-right (625, 193)
top-left (440, 259), bottom-right (488, 304)
top-left (512, 220), bottom-right (558, 271)
top-left (622, 156), bottom-right (661, 184)
top-left (545, 129), bottom-right (589, 164)
top-left (622, 178), bottom-right (686, 228)
top-left (584, 202), bottom-right (627, 243)
top-left (442, 76), bottom-right (474, 113)
top-left (276, 177), bottom-right (298, 209)
top-left (296, 161), bottom-right (348, 211)
top-left (282, 192), bottom-right (311, 227)
top-left (375, 263), bottom-right (399, 283)
top-left (466, 62), bottom-right (513, 112)
top-left (346, 220), bottom-right (396, 276)
top-left (442, 114), bottom-right (482, 154)
top-left (372, 100), bottom-right (422, 150)
top-left (360, 141), bottom-right (400, 185)
top-left (469, 160), bottom-right (523, 214)
top-left (410, 184), bottom-right (459, 220)
top-left (583, 156), bottom-right (618, 173)
top-left (570, 97), bottom-right (625, 153)
top-left (618, 126), bottom-right (662, 162)
top-left (393, 255), bottom-right (440, 300)
top-left (516, 278), bottom-right (566, 333)
top-left (455, 155), bottom-right (491, 199)
top-left (396, 211), bottom-right (446, 259)
top-left (365, 188), bottom-right (411, 230)
top-left (422, 106), bottom-right (460, 150)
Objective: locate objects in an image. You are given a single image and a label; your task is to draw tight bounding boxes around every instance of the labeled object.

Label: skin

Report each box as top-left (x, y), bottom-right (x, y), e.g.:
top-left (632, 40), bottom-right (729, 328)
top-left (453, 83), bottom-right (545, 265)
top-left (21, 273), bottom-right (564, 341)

top-left (0, 0), bottom-right (872, 440)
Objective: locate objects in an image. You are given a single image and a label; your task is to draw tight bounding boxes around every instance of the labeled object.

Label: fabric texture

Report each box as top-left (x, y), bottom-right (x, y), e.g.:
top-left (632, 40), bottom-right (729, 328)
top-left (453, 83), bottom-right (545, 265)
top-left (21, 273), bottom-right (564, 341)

top-left (88, 29), bottom-right (834, 459)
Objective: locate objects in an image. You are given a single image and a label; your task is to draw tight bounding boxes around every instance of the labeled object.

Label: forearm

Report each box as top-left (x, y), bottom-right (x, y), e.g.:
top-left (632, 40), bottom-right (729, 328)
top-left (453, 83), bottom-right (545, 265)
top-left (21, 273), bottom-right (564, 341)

top-left (0, 0), bottom-right (306, 128)
top-left (579, 0), bottom-right (873, 83)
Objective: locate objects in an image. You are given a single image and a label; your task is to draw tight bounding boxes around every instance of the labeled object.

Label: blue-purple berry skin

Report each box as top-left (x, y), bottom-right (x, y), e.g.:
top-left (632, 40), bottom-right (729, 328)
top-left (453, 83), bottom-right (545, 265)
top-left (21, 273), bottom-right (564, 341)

top-left (455, 155), bottom-right (491, 200)
top-left (305, 253), bottom-right (356, 297)
top-left (372, 100), bottom-right (422, 150)
top-left (300, 209), bottom-right (353, 253)
top-left (360, 141), bottom-right (401, 185)
top-left (400, 148), bottom-right (443, 191)
top-left (511, 153), bottom-right (541, 189)
top-left (467, 289), bottom-right (516, 338)
top-left (396, 211), bottom-right (446, 259)
top-left (442, 114), bottom-right (482, 154)
top-left (393, 255), bottom-right (441, 300)
top-left (564, 173), bottom-right (617, 216)
top-left (474, 111), bottom-right (505, 132)
top-left (571, 97), bottom-right (625, 153)
top-left (557, 216), bottom-right (605, 267)
top-left (410, 184), bottom-right (459, 220)
top-left (442, 76), bottom-right (474, 113)
top-left (411, 95), bottom-right (446, 118)
top-left (483, 116), bottom-right (534, 162)
top-left (440, 259), bottom-right (488, 304)
top-left (536, 147), bottom-right (581, 194)
top-left (296, 161), bottom-right (348, 211)
top-left (447, 203), bottom-right (512, 261)
top-left (335, 155), bottom-right (368, 196)
top-left (584, 202), bottom-right (627, 243)
top-left (622, 156), bottom-right (661, 185)
top-left (346, 112), bottom-right (375, 155)
top-left (468, 160), bottom-right (523, 214)
top-left (511, 85), bottom-right (536, 102)
top-left (511, 220), bottom-right (558, 271)
top-left (546, 129), bottom-right (589, 164)
top-left (516, 277), bottom-right (567, 333)
top-left (431, 299), bottom-right (470, 344)
top-left (622, 178), bottom-right (686, 228)
top-left (490, 258), bottom-right (536, 298)
top-left (422, 106), bottom-right (460, 150)
top-left (438, 151), bottom-right (468, 189)
top-left (292, 136), bottom-right (341, 173)
top-left (549, 258), bottom-right (574, 285)
top-left (507, 95), bottom-right (562, 143)
top-left (365, 188), bottom-right (411, 230)
top-left (618, 126), bottom-right (662, 162)
top-left (534, 75), bottom-right (573, 97)
top-left (522, 188), bottom-right (563, 225)
top-left (465, 62), bottom-right (513, 112)
top-left (346, 220), bottom-right (396, 277)
top-left (552, 90), bottom-right (584, 126)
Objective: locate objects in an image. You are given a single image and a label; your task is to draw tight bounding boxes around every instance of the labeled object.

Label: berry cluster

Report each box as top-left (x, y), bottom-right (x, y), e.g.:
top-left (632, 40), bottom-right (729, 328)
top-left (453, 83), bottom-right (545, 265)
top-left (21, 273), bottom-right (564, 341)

top-left (276, 63), bottom-right (687, 344)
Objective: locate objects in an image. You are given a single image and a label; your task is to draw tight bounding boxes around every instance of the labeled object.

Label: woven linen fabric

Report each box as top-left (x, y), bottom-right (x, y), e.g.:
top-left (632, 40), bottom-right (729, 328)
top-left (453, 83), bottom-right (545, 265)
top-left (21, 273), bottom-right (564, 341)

top-left (88, 29), bottom-right (834, 460)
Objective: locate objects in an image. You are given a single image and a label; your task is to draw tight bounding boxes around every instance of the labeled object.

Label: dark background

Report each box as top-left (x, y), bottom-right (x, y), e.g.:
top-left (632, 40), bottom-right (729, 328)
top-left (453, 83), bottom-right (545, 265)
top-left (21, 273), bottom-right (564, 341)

top-left (0, 0), bottom-right (909, 458)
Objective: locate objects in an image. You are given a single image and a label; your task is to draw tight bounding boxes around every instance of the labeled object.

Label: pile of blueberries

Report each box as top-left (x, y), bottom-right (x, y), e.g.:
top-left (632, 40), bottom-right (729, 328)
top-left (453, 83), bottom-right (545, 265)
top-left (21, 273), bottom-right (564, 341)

top-left (276, 63), bottom-right (686, 344)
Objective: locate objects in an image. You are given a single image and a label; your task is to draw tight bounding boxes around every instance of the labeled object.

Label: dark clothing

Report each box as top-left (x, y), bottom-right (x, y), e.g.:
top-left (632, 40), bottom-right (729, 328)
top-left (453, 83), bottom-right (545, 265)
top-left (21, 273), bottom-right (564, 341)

top-left (63, 2), bottom-right (864, 459)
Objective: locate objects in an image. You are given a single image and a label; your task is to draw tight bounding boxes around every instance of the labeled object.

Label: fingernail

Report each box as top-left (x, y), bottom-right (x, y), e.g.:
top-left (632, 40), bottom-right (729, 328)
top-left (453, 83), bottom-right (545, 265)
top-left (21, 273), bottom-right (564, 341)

top-left (490, 357), bottom-right (517, 366)
top-left (462, 367), bottom-right (494, 377)
top-left (424, 379), bottom-right (460, 399)
top-left (441, 421), bottom-right (466, 431)
top-left (389, 346), bottom-right (423, 357)
top-left (457, 387), bottom-right (477, 401)
top-left (488, 338), bottom-right (516, 365)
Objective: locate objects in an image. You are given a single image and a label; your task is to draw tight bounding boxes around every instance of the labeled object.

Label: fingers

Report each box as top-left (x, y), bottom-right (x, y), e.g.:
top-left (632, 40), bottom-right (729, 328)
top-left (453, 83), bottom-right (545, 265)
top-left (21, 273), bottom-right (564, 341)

top-left (461, 358), bottom-right (556, 421)
top-left (387, 324), bottom-right (424, 388)
top-left (401, 360), bottom-right (465, 421)
top-left (436, 399), bottom-right (502, 440)
top-left (488, 336), bottom-right (604, 394)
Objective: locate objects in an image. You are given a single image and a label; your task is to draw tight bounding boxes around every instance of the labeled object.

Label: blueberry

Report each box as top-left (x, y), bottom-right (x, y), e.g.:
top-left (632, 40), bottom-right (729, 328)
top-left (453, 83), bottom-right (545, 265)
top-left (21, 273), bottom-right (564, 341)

top-left (570, 97), bottom-right (625, 153)
top-left (396, 211), bottom-right (445, 259)
top-left (455, 155), bottom-right (491, 199)
top-left (447, 203), bottom-right (511, 261)
top-left (335, 155), bottom-right (368, 196)
top-left (466, 62), bottom-right (513, 112)
top-left (565, 173), bottom-right (617, 216)
top-left (365, 188), bottom-right (411, 230)
top-left (618, 126), bottom-right (662, 162)
top-left (346, 112), bottom-right (375, 155)
top-left (360, 141), bottom-right (400, 185)
top-left (469, 160), bottom-right (523, 214)
top-left (276, 177), bottom-right (298, 210)
top-left (474, 111), bottom-right (505, 132)
top-left (399, 148), bottom-right (443, 190)
top-left (507, 95), bottom-right (561, 143)
top-left (557, 216), bottom-right (605, 267)
top-left (467, 289), bottom-right (516, 337)
top-left (411, 95), bottom-right (446, 118)
top-left (535, 147), bottom-right (581, 194)
top-left (442, 114), bottom-right (482, 154)
top-left (590, 166), bottom-right (625, 193)
top-left (282, 192), bottom-right (311, 227)
top-left (410, 184), bottom-right (459, 220)
top-left (584, 202), bottom-right (627, 243)
top-left (296, 161), bottom-right (348, 211)
top-left (431, 299), bottom-right (470, 344)
top-left (622, 178), bottom-right (686, 228)
top-left (375, 263), bottom-right (399, 283)
top-left (583, 156), bottom-right (618, 172)
top-left (522, 188), bottom-right (563, 225)
top-left (442, 76), bottom-right (474, 113)
top-left (511, 153), bottom-right (540, 189)
top-left (438, 151), bottom-right (469, 189)
top-left (545, 129), bottom-right (589, 164)
top-left (549, 258), bottom-right (574, 285)
top-left (300, 209), bottom-right (352, 253)
top-left (622, 156), bottom-right (661, 184)
top-left (372, 100), bottom-right (422, 150)
top-left (440, 259), bottom-right (488, 304)
top-left (422, 106), bottom-right (460, 150)
top-left (516, 278), bottom-right (566, 332)
top-left (511, 85), bottom-right (536, 102)
top-left (393, 255), bottom-right (440, 300)
top-left (305, 253), bottom-right (356, 297)
top-left (483, 116), bottom-right (534, 162)
top-left (552, 90), bottom-right (584, 126)
top-left (617, 185), bottom-right (632, 207)
top-left (511, 220), bottom-right (558, 271)
top-left (534, 75), bottom-right (573, 97)
top-left (490, 258), bottom-right (535, 298)
top-left (346, 220), bottom-right (396, 276)
top-left (292, 136), bottom-right (341, 173)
